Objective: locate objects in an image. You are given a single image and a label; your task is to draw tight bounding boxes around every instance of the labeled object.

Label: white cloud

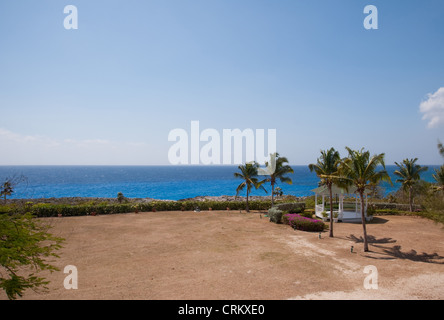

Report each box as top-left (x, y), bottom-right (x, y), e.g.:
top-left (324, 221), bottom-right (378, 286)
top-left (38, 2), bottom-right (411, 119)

top-left (0, 129), bottom-right (158, 165)
top-left (420, 87), bottom-right (444, 128)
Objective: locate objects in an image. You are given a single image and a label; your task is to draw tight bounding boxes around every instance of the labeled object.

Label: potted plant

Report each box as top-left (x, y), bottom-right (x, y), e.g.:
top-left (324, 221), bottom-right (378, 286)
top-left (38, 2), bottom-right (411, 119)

top-left (321, 211), bottom-right (328, 222)
top-left (333, 211), bottom-right (339, 223)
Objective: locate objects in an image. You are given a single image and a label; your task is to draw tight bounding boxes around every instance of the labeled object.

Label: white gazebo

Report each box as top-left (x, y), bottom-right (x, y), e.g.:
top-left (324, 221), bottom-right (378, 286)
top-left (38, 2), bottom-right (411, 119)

top-left (312, 184), bottom-right (373, 222)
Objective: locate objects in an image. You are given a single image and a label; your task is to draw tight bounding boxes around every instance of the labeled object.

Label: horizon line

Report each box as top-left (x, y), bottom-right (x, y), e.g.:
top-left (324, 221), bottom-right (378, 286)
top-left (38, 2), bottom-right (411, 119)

top-left (1, 164), bottom-right (309, 167)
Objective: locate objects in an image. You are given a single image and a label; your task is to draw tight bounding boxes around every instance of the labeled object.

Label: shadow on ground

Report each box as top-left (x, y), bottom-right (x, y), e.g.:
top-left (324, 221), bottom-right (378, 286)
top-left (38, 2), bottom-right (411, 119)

top-left (347, 234), bottom-right (397, 244)
top-left (346, 234), bottom-right (444, 264)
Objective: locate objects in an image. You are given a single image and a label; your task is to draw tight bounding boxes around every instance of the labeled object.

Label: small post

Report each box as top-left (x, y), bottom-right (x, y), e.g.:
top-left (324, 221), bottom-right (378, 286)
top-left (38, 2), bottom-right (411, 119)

top-left (351, 246), bottom-right (354, 253)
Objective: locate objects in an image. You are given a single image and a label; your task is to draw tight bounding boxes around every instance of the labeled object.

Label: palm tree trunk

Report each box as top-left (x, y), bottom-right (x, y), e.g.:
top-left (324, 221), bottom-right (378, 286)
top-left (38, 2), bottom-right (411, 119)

top-left (409, 187), bottom-right (413, 212)
top-left (246, 188), bottom-right (250, 212)
top-left (328, 185), bottom-right (333, 238)
top-left (271, 182), bottom-right (275, 207)
top-left (360, 192), bottom-right (369, 252)
top-left (329, 185), bottom-right (334, 238)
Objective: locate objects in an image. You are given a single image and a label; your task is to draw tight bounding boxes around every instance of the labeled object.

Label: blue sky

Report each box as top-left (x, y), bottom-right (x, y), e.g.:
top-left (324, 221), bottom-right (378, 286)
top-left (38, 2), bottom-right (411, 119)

top-left (0, 0), bottom-right (443, 165)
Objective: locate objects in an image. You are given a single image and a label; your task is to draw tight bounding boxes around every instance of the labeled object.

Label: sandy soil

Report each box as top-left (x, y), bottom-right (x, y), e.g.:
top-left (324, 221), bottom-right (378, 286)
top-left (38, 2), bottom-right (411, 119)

top-left (3, 211), bottom-right (444, 300)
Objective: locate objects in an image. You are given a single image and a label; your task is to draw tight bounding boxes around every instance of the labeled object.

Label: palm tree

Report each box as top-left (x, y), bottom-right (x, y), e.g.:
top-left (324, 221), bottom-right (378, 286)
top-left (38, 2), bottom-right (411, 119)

top-left (432, 165), bottom-right (444, 194)
top-left (394, 158), bottom-right (428, 212)
top-left (234, 162), bottom-right (267, 212)
top-left (308, 148), bottom-right (341, 237)
top-left (262, 153), bottom-right (294, 207)
top-left (339, 147), bottom-right (392, 252)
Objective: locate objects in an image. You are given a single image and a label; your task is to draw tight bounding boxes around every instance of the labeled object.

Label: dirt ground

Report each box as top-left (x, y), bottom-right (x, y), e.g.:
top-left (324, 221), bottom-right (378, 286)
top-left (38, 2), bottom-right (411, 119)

top-left (3, 210), bottom-right (444, 300)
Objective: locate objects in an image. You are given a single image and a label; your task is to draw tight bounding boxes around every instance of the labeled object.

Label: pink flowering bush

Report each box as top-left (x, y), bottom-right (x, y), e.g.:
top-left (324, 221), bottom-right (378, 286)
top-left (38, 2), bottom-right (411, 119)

top-left (283, 213), bottom-right (325, 232)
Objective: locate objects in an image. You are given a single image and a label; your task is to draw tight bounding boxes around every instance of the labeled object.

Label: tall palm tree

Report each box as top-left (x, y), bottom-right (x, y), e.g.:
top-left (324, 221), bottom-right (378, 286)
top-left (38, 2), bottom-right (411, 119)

top-left (339, 147), bottom-right (392, 252)
top-left (262, 153), bottom-right (294, 207)
top-left (394, 158), bottom-right (428, 212)
top-left (432, 165), bottom-right (444, 194)
top-left (308, 148), bottom-right (341, 237)
top-left (234, 162), bottom-right (267, 212)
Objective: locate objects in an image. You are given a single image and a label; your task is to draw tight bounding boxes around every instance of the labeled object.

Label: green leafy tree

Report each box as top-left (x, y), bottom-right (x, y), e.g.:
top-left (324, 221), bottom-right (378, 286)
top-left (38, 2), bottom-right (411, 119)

top-left (234, 162), bottom-right (267, 212)
top-left (0, 175), bottom-right (27, 203)
top-left (261, 153), bottom-right (294, 207)
top-left (308, 148), bottom-right (341, 237)
top-left (394, 158), bottom-right (428, 212)
top-left (0, 212), bottom-right (64, 300)
top-left (0, 181), bottom-right (14, 203)
top-left (339, 147), bottom-right (392, 252)
top-left (432, 165), bottom-right (444, 194)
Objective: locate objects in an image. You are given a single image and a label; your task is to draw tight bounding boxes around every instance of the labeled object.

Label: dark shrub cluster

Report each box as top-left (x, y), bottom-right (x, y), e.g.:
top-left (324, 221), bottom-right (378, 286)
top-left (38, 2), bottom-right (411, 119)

top-left (275, 202), bottom-right (305, 213)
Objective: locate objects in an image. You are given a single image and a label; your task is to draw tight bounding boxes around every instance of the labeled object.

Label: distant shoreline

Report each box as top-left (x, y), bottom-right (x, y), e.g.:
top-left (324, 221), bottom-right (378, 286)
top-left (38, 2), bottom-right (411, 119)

top-left (3, 195), bottom-right (309, 205)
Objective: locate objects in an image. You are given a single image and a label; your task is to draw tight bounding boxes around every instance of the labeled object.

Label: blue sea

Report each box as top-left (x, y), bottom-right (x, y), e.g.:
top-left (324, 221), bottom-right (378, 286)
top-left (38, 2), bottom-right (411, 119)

top-left (0, 165), bottom-right (440, 200)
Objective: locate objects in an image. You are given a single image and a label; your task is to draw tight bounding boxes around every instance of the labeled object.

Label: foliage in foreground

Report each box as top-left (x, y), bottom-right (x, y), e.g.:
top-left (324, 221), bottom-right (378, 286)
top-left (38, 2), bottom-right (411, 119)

top-left (0, 212), bottom-right (64, 300)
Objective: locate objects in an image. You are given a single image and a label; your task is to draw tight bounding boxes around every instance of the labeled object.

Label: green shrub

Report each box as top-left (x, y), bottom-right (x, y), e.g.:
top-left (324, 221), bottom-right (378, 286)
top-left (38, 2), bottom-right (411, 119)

top-left (0, 205), bottom-right (13, 214)
top-left (275, 202), bottom-right (305, 213)
top-left (367, 204), bottom-right (376, 215)
top-left (299, 211), bottom-right (314, 218)
top-left (372, 202), bottom-right (422, 211)
top-left (268, 207), bottom-right (283, 223)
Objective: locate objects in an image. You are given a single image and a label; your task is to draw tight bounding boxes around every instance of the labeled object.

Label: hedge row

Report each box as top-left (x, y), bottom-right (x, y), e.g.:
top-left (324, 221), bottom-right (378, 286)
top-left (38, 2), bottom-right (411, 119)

top-left (275, 202), bottom-right (305, 213)
top-left (0, 200), bottom-right (308, 217)
top-left (371, 202), bottom-right (422, 211)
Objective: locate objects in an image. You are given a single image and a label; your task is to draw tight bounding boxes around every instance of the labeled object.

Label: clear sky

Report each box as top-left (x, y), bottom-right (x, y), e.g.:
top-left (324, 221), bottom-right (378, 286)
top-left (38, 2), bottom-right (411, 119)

top-left (0, 0), bottom-right (443, 165)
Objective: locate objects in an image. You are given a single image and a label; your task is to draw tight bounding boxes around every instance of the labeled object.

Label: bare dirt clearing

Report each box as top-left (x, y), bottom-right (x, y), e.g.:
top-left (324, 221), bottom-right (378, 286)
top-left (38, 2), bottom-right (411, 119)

top-left (5, 211), bottom-right (444, 300)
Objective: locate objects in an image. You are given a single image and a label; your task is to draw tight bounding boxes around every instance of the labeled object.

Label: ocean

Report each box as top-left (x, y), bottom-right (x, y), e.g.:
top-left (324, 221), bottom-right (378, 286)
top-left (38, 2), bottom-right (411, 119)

top-left (0, 165), bottom-right (440, 200)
